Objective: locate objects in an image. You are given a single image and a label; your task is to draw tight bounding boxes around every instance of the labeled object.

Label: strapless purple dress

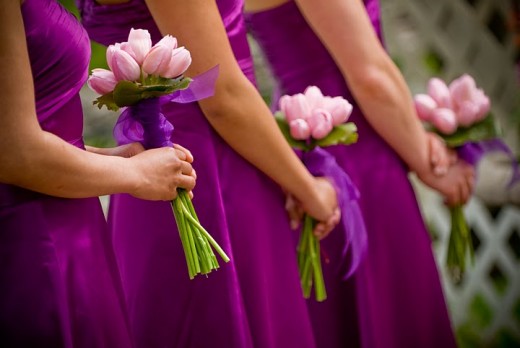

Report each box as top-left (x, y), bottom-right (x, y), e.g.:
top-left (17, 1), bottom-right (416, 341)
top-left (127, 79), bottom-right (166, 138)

top-left (78, 0), bottom-right (316, 347)
top-left (0, 1), bottom-right (132, 347)
top-left (246, 1), bottom-right (457, 347)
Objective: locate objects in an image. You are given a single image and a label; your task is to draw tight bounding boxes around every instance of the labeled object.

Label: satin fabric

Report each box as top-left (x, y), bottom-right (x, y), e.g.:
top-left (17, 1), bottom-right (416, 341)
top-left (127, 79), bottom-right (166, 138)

top-left (0, 0), bottom-right (132, 347)
top-left (79, 0), bottom-right (316, 347)
top-left (246, 1), bottom-right (458, 347)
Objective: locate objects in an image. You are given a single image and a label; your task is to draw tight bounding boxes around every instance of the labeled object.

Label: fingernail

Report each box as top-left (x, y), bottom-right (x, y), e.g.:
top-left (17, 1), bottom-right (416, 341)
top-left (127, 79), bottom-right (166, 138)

top-left (290, 220), bottom-right (298, 229)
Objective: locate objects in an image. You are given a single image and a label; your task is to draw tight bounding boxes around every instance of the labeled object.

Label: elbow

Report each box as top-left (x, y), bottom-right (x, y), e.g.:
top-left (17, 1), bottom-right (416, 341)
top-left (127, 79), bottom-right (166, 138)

top-left (348, 65), bottom-right (393, 101)
top-left (198, 70), bottom-right (253, 121)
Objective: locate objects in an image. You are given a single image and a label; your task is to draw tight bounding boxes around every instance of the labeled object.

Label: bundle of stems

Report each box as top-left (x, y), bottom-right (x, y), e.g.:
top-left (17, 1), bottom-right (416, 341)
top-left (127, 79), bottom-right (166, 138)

top-left (297, 215), bottom-right (327, 302)
top-left (171, 189), bottom-right (230, 279)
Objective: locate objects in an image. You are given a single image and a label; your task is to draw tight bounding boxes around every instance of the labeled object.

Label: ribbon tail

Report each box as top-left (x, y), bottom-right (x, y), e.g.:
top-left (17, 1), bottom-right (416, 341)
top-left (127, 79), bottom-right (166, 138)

top-left (303, 147), bottom-right (368, 279)
top-left (163, 65), bottom-right (220, 104)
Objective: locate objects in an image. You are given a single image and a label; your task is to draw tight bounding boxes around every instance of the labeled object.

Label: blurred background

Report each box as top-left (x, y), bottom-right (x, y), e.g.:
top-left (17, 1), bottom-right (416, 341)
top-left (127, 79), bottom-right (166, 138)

top-left (61, 0), bottom-right (520, 346)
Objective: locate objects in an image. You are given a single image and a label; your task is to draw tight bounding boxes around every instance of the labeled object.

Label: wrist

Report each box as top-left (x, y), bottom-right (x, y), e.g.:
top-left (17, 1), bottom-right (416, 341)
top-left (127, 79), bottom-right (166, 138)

top-left (290, 174), bottom-right (319, 205)
top-left (114, 156), bottom-right (142, 195)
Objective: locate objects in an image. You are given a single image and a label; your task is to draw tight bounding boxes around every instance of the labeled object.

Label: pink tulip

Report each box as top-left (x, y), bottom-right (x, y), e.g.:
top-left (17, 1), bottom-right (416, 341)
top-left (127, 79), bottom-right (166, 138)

top-left (304, 86), bottom-right (324, 109)
top-left (431, 108), bottom-right (457, 134)
top-left (324, 96), bottom-right (353, 125)
top-left (414, 94), bottom-right (437, 121)
top-left (474, 88), bottom-right (490, 120)
top-left (110, 49), bottom-right (141, 81)
top-left (142, 35), bottom-right (178, 76)
top-left (280, 93), bottom-right (311, 122)
top-left (163, 47), bottom-right (192, 78)
top-left (449, 74), bottom-right (476, 109)
top-left (307, 108), bottom-right (334, 139)
top-left (428, 77), bottom-right (452, 109)
top-left (119, 42), bottom-right (137, 62)
top-left (87, 68), bottom-right (118, 95)
top-left (106, 43), bottom-right (121, 72)
top-left (289, 119), bottom-right (311, 140)
top-left (456, 100), bottom-right (479, 127)
top-left (127, 28), bottom-right (152, 65)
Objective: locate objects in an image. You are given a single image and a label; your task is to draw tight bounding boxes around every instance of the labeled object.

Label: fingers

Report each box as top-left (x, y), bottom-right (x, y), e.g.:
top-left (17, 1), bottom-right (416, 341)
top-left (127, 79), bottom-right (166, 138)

top-left (428, 133), bottom-right (449, 176)
top-left (444, 163), bottom-right (475, 206)
top-left (180, 160), bottom-right (193, 176)
top-left (177, 174), bottom-right (196, 192)
top-left (285, 195), bottom-right (304, 229)
top-left (173, 143), bottom-right (194, 163)
top-left (313, 207), bottom-right (341, 240)
top-left (448, 149), bottom-right (458, 165)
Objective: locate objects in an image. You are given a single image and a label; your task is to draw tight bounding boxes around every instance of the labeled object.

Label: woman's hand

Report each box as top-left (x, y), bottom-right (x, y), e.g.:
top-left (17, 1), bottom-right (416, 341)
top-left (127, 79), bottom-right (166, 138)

top-left (127, 146), bottom-right (196, 201)
top-left (291, 177), bottom-right (341, 239)
top-left (417, 160), bottom-right (475, 206)
top-left (427, 132), bottom-right (457, 176)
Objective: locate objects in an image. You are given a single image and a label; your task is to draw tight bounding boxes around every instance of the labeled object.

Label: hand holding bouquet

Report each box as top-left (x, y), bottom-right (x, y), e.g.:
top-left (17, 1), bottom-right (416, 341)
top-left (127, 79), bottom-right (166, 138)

top-left (276, 86), bottom-right (367, 301)
top-left (414, 74), bottom-right (519, 277)
top-left (88, 28), bottom-right (229, 279)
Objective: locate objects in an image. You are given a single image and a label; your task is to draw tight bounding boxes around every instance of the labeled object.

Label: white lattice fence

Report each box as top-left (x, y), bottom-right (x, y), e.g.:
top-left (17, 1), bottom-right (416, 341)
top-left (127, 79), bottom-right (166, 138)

top-left (420, 192), bottom-right (520, 345)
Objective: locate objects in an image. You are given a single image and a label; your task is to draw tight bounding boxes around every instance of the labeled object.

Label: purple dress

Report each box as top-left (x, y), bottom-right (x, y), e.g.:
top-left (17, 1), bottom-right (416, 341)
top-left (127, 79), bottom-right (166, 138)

top-left (246, 1), bottom-right (458, 347)
top-left (78, 0), bottom-right (316, 347)
top-left (0, 0), bottom-right (132, 347)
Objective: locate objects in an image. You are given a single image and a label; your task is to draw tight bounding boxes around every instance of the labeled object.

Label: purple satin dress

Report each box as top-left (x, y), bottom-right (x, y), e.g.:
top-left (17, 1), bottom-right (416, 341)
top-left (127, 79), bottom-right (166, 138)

top-left (246, 1), bottom-right (457, 347)
top-left (78, 1), bottom-right (316, 347)
top-left (0, 1), bottom-right (132, 347)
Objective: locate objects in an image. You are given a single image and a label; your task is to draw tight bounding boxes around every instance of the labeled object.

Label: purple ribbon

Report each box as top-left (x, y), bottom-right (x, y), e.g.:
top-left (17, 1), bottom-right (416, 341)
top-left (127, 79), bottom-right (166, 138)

top-left (114, 66), bottom-right (219, 149)
top-left (457, 139), bottom-right (520, 187)
top-left (303, 147), bottom-right (368, 279)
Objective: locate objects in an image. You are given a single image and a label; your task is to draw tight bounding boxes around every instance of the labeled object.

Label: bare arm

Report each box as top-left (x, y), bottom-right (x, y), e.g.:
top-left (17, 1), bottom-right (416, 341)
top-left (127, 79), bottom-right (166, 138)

top-left (144, 0), bottom-right (337, 221)
top-left (0, 1), bottom-right (194, 200)
top-left (294, 0), bottom-right (432, 176)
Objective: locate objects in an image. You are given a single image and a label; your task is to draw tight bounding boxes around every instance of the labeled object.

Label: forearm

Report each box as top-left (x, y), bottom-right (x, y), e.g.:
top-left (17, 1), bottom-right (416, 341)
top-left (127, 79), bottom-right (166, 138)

top-left (146, 0), bottom-right (317, 201)
top-left (199, 74), bottom-right (317, 202)
top-left (295, 0), bottom-right (431, 175)
top-left (349, 62), bottom-right (430, 174)
top-left (0, 130), bottom-right (137, 198)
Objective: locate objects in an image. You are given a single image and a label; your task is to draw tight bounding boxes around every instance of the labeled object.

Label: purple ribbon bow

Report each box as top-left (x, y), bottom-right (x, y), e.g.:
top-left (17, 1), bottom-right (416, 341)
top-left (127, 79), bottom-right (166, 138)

top-left (303, 147), bottom-right (368, 279)
top-left (114, 66), bottom-right (219, 149)
top-left (457, 139), bottom-right (520, 187)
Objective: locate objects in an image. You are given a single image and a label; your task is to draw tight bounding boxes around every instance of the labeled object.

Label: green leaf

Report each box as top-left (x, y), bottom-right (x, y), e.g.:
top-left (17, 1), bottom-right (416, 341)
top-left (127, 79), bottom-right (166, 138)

top-left (168, 76), bottom-right (192, 90)
top-left (93, 92), bottom-right (119, 112)
top-left (314, 122), bottom-right (359, 147)
top-left (112, 81), bottom-right (145, 107)
top-left (439, 114), bottom-right (499, 148)
top-left (274, 112), bottom-right (310, 151)
top-left (111, 77), bottom-right (194, 108)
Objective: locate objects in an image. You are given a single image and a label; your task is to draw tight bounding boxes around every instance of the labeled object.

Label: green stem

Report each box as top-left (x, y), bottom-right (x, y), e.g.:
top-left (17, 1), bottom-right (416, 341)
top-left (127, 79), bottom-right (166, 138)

top-left (446, 204), bottom-right (472, 278)
top-left (178, 202), bottom-right (230, 262)
top-left (171, 200), bottom-right (194, 279)
top-left (176, 198), bottom-right (200, 275)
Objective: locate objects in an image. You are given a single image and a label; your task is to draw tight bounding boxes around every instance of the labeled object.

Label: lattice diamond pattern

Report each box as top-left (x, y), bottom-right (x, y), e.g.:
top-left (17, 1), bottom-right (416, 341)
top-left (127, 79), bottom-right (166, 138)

top-left (424, 197), bottom-right (520, 344)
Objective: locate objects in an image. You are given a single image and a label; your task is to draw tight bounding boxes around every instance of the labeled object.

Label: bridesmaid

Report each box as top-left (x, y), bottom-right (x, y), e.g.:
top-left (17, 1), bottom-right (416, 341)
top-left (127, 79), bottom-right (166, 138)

top-left (245, 0), bottom-right (474, 347)
top-left (0, 0), bottom-right (195, 346)
top-left (78, 0), bottom-right (340, 347)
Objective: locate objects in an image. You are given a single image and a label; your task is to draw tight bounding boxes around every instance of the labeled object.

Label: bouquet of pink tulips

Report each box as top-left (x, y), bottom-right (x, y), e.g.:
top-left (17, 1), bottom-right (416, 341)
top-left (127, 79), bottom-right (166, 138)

top-left (88, 28), bottom-right (229, 279)
top-left (414, 74), bottom-right (519, 276)
top-left (276, 86), bottom-right (367, 301)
